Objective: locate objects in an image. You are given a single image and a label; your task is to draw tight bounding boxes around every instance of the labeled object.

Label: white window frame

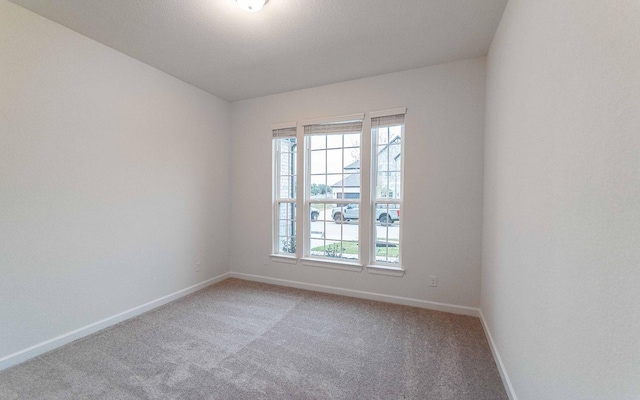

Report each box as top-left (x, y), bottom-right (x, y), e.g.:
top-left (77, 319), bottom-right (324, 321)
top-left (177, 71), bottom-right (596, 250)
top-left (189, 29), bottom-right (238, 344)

top-left (367, 108), bottom-right (406, 276)
top-left (271, 123), bottom-right (299, 262)
top-left (300, 114), bottom-right (364, 270)
top-left (270, 109), bottom-right (406, 276)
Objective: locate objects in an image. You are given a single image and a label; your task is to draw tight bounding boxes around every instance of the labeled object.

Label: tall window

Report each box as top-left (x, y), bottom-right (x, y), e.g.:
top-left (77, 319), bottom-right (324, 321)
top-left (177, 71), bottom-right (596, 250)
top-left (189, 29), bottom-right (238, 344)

top-left (272, 110), bottom-right (405, 272)
top-left (273, 126), bottom-right (297, 255)
top-left (371, 114), bottom-right (404, 265)
top-left (305, 120), bottom-right (362, 262)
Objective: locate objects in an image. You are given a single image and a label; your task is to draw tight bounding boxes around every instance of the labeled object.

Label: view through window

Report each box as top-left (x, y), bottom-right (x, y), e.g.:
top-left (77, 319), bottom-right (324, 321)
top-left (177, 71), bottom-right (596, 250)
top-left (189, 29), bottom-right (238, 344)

top-left (371, 114), bottom-right (404, 265)
top-left (272, 110), bottom-right (405, 269)
top-left (305, 120), bottom-right (362, 262)
top-left (273, 126), bottom-right (297, 255)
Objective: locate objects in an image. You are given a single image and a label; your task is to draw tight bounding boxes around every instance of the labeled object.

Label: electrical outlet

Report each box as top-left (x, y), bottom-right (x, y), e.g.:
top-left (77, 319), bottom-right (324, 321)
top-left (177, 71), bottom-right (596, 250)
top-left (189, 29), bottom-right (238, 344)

top-left (429, 275), bottom-right (437, 287)
top-left (263, 256), bottom-right (269, 266)
top-left (195, 262), bottom-right (201, 272)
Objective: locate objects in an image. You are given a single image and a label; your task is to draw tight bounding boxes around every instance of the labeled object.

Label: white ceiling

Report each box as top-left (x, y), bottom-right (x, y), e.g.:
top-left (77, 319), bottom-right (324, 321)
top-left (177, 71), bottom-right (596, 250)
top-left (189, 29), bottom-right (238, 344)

top-left (11, 0), bottom-right (507, 102)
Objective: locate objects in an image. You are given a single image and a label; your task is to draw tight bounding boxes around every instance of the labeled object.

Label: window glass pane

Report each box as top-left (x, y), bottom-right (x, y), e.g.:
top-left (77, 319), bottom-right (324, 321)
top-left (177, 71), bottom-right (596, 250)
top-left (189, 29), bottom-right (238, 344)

top-left (376, 172), bottom-right (389, 198)
top-left (332, 204), bottom-right (359, 223)
top-left (346, 148), bottom-right (359, 169)
top-left (310, 135), bottom-right (326, 150)
top-left (309, 174), bottom-right (326, 186)
top-left (279, 176), bottom-right (295, 198)
top-left (389, 125), bottom-right (403, 139)
top-left (388, 143), bottom-right (401, 164)
top-left (279, 151), bottom-right (291, 172)
top-left (326, 173), bottom-right (343, 191)
top-left (277, 201), bottom-right (296, 254)
top-left (371, 115), bottom-right (404, 266)
top-left (326, 134), bottom-right (343, 149)
top-left (334, 173), bottom-right (359, 201)
top-left (276, 136), bottom-right (297, 200)
top-left (309, 202), bottom-right (331, 258)
top-left (279, 237), bottom-right (296, 254)
top-left (279, 137), bottom-right (295, 152)
top-left (326, 149), bottom-right (343, 174)
top-left (344, 133), bottom-right (360, 149)
top-left (374, 124), bottom-right (403, 201)
top-left (305, 128), bottom-right (362, 262)
top-left (389, 172), bottom-right (401, 199)
top-left (373, 202), bottom-right (400, 264)
top-left (309, 202), bottom-right (331, 223)
top-left (309, 204), bottom-right (359, 262)
top-left (310, 175), bottom-right (332, 199)
top-left (377, 145), bottom-right (389, 170)
top-left (278, 202), bottom-right (295, 230)
top-left (273, 134), bottom-right (297, 255)
top-left (310, 182), bottom-right (332, 199)
top-left (310, 150), bottom-right (326, 175)
top-left (377, 127), bottom-right (390, 145)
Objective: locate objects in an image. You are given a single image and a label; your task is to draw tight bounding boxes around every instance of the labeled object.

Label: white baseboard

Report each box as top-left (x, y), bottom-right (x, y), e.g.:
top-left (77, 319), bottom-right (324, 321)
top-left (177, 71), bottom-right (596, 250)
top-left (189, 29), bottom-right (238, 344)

top-left (479, 309), bottom-right (518, 400)
top-left (0, 272), bottom-right (230, 372)
top-left (230, 272), bottom-right (479, 317)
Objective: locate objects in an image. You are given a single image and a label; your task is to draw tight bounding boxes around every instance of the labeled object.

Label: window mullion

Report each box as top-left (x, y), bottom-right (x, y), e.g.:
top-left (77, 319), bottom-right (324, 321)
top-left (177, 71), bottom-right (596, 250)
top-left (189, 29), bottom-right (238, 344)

top-left (359, 117), bottom-right (372, 266)
top-left (296, 124), bottom-right (304, 259)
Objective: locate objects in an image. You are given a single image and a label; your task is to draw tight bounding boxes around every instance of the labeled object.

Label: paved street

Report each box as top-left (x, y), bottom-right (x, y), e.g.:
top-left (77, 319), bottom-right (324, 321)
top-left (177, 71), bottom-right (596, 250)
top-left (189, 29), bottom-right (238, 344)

top-left (309, 210), bottom-right (399, 249)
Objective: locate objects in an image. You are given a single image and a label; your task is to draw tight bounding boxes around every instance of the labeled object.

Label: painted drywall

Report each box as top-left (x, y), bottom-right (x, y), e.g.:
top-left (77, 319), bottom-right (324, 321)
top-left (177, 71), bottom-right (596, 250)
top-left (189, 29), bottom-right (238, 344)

top-left (230, 58), bottom-right (486, 309)
top-left (0, 0), bottom-right (231, 360)
top-left (482, 1), bottom-right (640, 399)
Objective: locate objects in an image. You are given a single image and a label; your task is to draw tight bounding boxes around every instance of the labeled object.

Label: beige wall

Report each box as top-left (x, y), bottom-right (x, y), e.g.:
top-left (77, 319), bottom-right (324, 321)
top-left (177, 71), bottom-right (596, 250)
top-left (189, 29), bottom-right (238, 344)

top-left (0, 0), bottom-right (231, 360)
top-left (230, 58), bottom-right (486, 309)
top-left (482, 1), bottom-right (640, 398)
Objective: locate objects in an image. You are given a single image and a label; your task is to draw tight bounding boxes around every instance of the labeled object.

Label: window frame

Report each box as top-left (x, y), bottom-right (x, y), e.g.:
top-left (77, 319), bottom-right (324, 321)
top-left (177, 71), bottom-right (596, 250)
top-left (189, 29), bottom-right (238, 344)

top-left (271, 109), bottom-right (406, 276)
top-left (301, 115), bottom-right (364, 266)
top-left (271, 123), bottom-right (299, 261)
top-left (369, 110), bottom-right (406, 271)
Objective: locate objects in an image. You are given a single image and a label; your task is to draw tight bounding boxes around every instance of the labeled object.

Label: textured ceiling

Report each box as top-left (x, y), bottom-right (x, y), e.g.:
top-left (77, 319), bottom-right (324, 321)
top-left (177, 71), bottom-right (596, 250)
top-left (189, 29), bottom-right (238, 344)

top-left (10, 0), bottom-right (507, 102)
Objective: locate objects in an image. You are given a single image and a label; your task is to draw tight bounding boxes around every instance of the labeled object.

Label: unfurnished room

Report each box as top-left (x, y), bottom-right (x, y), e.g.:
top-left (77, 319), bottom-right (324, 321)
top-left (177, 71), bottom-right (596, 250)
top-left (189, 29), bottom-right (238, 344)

top-left (0, 1), bottom-right (638, 399)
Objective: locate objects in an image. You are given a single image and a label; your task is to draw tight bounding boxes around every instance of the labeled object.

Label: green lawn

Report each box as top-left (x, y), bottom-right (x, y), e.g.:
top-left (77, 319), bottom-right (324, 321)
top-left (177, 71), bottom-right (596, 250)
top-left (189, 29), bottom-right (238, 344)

top-left (311, 241), bottom-right (399, 257)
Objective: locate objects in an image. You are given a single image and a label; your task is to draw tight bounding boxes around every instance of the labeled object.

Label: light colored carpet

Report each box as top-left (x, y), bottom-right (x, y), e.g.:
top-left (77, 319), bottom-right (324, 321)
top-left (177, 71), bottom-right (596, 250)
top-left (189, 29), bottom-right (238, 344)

top-left (0, 278), bottom-right (508, 399)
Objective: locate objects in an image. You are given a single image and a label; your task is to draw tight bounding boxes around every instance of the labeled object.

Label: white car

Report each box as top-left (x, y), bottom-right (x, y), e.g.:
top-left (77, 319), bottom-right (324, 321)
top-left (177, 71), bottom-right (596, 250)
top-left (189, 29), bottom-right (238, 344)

top-left (331, 204), bottom-right (400, 226)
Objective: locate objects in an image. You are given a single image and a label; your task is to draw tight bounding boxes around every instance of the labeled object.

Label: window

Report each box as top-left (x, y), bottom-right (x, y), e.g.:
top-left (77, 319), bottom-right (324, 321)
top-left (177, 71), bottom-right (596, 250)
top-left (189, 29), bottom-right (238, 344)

top-left (305, 119), bottom-right (362, 262)
top-left (371, 113), bottom-right (404, 265)
top-left (272, 126), bottom-right (297, 256)
top-left (271, 109), bottom-right (406, 273)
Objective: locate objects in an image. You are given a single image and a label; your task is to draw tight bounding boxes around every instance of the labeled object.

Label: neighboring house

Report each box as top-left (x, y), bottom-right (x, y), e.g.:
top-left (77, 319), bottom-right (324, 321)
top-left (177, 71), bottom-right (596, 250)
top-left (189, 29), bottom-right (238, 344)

top-left (331, 160), bottom-right (361, 200)
top-left (331, 135), bottom-right (402, 200)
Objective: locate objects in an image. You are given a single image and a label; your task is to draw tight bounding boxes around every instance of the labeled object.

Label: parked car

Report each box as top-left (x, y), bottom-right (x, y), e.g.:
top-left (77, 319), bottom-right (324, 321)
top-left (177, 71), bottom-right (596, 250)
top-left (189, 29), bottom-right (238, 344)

top-left (331, 204), bottom-right (400, 225)
top-left (284, 204), bottom-right (320, 221)
top-left (310, 209), bottom-right (320, 221)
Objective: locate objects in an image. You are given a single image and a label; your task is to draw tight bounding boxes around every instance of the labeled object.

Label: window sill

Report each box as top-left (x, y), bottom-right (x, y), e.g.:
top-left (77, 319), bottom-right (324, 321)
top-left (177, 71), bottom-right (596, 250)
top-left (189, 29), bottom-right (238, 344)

top-left (270, 254), bottom-right (298, 265)
top-left (365, 265), bottom-right (406, 277)
top-left (300, 258), bottom-right (363, 272)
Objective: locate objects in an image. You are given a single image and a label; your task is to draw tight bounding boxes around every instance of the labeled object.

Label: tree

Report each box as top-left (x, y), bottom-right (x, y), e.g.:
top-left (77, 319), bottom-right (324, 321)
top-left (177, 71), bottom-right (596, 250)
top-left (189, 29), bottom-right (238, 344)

top-left (310, 183), bottom-right (332, 196)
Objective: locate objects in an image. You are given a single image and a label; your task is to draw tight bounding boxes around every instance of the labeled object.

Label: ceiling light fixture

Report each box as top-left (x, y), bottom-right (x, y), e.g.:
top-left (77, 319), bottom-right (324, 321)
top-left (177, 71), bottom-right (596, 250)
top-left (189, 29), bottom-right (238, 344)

top-left (236, 0), bottom-right (268, 12)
